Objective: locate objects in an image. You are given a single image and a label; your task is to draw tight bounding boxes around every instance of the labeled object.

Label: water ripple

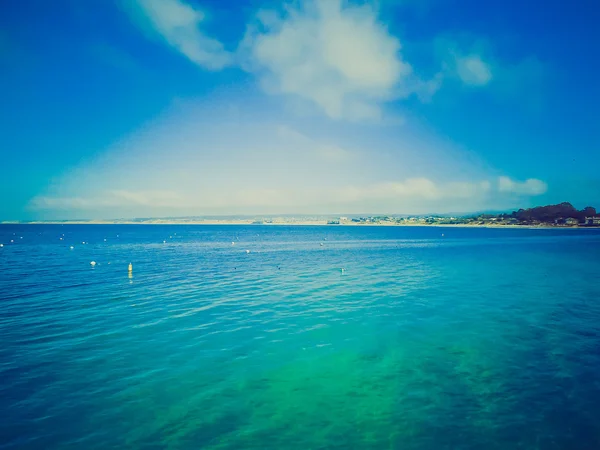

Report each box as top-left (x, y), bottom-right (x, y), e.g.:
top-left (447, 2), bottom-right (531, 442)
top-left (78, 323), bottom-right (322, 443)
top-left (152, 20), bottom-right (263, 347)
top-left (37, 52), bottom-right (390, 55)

top-left (1, 225), bottom-right (600, 449)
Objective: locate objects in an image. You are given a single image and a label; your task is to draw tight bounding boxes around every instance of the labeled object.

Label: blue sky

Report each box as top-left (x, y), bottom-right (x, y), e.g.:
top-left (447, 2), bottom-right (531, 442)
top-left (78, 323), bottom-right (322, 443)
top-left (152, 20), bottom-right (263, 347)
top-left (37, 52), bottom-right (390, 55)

top-left (1, 0), bottom-right (598, 220)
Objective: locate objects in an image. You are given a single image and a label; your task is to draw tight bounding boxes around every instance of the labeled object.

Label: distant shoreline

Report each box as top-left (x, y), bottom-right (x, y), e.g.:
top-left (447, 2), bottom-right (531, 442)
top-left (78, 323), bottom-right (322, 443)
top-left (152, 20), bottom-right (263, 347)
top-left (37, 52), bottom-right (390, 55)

top-left (5, 202), bottom-right (597, 229)
top-left (2, 220), bottom-right (597, 230)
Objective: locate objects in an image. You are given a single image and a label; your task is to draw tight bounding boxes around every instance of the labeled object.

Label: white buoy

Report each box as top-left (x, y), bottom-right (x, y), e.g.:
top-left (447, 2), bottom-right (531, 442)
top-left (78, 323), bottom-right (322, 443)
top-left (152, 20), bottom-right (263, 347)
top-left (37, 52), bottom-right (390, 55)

top-left (90, 261), bottom-right (96, 266)
top-left (232, 241), bottom-right (235, 245)
top-left (104, 239), bottom-right (107, 242)
top-left (128, 263), bottom-right (133, 272)
top-left (341, 268), bottom-right (346, 273)
top-left (10, 240), bottom-right (14, 243)
top-left (441, 233), bottom-right (445, 237)
top-left (60, 237), bottom-right (63, 240)
top-left (0, 244), bottom-right (3, 247)
top-left (82, 241), bottom-right (85, 245)
top-left (320, 242), bottom-right (324, 246)
top-left (19, 237), bottom-right (23, 239)
top-left (246, 250), bottom-right (250, 254)
top-left (163, 240), bottom-right (166, 244)
top-left (70, 246), bottom-right (74, 250)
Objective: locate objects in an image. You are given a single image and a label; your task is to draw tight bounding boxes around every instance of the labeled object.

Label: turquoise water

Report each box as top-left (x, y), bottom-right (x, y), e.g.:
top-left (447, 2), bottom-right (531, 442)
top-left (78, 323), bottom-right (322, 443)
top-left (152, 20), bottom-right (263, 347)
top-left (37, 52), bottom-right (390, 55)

top-left (2, 225), bottom-right (600, 449)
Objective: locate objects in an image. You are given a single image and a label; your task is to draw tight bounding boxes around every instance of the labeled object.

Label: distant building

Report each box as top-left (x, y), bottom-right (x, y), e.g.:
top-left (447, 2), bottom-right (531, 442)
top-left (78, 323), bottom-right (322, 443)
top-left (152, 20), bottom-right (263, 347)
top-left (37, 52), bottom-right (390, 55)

top-left (585, 216), bottom-right (600, 226)
top-left (565, 218), bottom-right (579, 225)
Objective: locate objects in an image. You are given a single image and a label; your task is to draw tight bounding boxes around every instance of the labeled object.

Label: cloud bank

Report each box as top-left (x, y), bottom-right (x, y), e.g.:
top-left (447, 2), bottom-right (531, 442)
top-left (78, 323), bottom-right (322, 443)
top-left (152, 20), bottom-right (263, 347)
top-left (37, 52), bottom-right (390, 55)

top-left (28, 102), bottom-right (547, 218)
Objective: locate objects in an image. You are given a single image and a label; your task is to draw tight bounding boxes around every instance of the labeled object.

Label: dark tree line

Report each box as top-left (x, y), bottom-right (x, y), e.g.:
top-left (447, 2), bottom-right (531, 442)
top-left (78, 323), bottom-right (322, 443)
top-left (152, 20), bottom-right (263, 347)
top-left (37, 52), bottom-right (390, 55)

top-left (499, 202), bottom-right (597, 223)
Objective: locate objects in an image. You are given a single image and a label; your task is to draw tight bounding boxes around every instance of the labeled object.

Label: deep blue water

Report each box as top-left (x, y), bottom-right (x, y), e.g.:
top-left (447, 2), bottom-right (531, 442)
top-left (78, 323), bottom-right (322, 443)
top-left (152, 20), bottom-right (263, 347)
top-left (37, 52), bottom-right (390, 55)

top-left (1, 224), bottom-right (600, 449)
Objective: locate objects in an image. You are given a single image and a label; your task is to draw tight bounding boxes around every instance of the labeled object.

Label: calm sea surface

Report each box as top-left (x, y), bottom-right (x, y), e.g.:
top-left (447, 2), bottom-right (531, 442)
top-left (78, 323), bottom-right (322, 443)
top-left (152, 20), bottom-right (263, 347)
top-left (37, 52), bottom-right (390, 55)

top-left (1, 224), bottom-right (600, 449)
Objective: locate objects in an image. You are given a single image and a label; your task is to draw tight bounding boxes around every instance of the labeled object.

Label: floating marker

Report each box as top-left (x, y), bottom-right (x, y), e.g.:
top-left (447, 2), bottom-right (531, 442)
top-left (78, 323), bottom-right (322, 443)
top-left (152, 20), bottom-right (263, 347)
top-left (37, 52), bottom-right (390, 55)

top-left (19, 237), bottom-right (23, 239)
top-left (0, 244), bottom-right (3, 248)
top-left (60, 237), bottom-right (63, 240)
top-left (320, 243), bottom-right (324, 246)
top-left (10, 240), bottom-right (14, 243)
top-left (246, 250), bottom-right (250, 254)
top-left (441, 233), bottom-right (445, 237)
top-left (232, 242), bottom-right (235, 245)
top-left (341, 268), bottom-right (346, 273)
top-left (163, 240), bottom-right (166, 244)
top-left (128, 263), bottom-right (133, 272)
top-left (90, 261), bottom-right (96, 266)
top-left (70, 246), bottom-right (74, 250)
top-left (104, 239), bottom-right (107, 242)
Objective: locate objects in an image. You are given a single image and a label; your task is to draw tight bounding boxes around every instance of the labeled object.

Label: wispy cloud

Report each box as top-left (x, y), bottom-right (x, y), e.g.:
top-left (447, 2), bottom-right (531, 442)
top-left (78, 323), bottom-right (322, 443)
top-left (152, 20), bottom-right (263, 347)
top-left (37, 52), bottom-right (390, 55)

top-left (435, 37), bottom-right (494, 88)
top-left (30, 174), bottom-right (542, 215)
top-left (26, 85), bottom-right (548, 218)
top-left (436, 36), bottom-right (544, 97)
top-left (127, 0), bottom-right (233, 70)
top-left (498, 176), bottom-right (547, 196)
top-left (276, 125), bottom-right (356, 162)
top-left (29, 178), bottom-right (491, 213)
top-left (30, 190), bottom-right (187, 210)
top-left (455, 54), bottom-right (493, 86)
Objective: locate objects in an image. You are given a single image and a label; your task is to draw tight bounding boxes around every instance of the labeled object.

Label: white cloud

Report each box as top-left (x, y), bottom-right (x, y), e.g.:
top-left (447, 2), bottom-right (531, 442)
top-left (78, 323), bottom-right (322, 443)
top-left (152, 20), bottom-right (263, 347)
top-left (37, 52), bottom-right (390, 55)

top-left (240, 0), bottom-right (437, 120)
top-left (129, 0), bottom-right (232, 70)
top-left (497, 176), bottom-right (547, 196)
top-left (455, 54), bottom-right (492, 86)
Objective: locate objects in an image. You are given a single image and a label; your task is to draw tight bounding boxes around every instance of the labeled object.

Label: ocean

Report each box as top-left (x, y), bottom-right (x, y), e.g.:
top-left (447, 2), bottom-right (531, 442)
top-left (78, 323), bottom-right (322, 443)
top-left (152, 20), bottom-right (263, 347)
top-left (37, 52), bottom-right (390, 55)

top-left (1, 224), bottom-right (600, 449)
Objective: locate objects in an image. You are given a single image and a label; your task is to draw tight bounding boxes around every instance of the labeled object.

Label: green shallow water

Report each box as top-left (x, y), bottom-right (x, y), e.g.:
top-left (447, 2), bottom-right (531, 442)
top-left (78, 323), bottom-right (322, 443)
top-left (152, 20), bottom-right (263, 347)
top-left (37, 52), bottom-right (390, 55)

top-left (1, 225), bottom-right (600, 449)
